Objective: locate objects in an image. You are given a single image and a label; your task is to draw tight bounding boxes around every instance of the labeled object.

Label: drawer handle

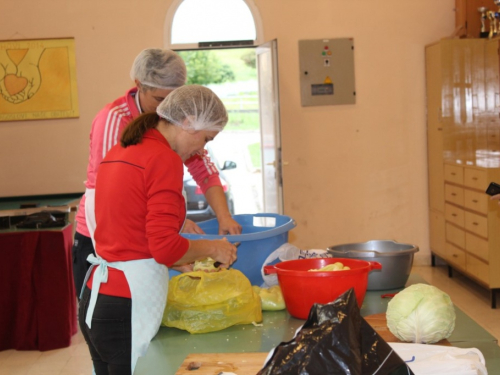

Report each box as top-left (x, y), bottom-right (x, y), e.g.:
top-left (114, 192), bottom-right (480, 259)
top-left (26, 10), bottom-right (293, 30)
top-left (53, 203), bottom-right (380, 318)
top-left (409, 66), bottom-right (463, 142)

top-left (473, 222), bottom-right (479, 226)
top-left (472, 199), bottom-right (478, 203)
top-left (472, 177), bottom-right (478, 180)
top-left (451, 172), bottom-right (456, 176)
top-left (452, 213), bottom-right (457, 217)
top-left (452, 254), bottom-right (458, 258)
top-left (451, 193), bottom-right (457, 196)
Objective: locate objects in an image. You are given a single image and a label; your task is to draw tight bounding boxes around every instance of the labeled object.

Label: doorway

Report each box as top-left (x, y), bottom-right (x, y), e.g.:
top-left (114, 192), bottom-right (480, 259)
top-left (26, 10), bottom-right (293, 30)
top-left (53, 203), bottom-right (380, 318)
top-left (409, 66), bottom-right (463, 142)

top-left (165, 0), bottom-right (282, 215)
top-left (177, 48), bottom-right (263, 215)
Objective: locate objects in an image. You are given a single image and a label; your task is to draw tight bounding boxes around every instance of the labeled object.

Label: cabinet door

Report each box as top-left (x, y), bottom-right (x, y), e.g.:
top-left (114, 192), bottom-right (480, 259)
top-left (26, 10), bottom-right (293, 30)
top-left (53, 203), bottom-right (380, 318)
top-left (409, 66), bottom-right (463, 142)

top-left (426, 44), bottom-right (445, 212)
top-left (441, 40), bottom-right (485, 165)
top-left (430, 209), bottom-right (446, 257)
top-left (445, 242), bottom-right (466, 269)
top-left (484, 40), bottom-right (500, 115)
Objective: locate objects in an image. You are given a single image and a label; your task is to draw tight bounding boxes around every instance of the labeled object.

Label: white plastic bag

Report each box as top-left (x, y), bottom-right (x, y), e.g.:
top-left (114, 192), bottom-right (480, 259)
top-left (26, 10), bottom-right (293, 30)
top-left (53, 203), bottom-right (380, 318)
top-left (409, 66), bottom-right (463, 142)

top-left (260, 244), bottom-right (333, 287)
top-left (388, 343), bottom-right (487, 375)
top-left (260, 243), bottom-right (301, 287)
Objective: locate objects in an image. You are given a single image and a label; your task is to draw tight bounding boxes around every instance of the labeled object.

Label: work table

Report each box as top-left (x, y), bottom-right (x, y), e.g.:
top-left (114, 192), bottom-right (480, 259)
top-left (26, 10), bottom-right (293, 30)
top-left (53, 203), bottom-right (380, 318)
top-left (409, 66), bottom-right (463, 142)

top-left (135, 273), bottom-right (500, 374)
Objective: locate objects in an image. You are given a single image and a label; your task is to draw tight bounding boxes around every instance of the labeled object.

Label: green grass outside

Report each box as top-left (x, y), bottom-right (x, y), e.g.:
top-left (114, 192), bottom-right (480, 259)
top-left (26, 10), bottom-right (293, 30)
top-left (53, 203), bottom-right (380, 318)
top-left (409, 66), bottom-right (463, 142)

top-left (225, 111), bottom-right (260, 131)
top-left (247, 142), bottom-right (262, 170)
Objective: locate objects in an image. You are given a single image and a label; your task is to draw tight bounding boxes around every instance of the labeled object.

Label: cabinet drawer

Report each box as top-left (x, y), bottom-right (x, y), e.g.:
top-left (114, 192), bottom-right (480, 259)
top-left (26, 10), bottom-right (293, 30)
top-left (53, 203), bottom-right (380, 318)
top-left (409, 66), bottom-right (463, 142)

top-left (465, 211), bottom-right (488, 238)
top-left (466, 232), bottom-right (489, 262)
top-left (464, 168), bottom-right (488, 190)
top-left (444, 164), bottom-right (464, 184)
top-left (445, 242), bottom-right (466, 269)
top-left (445, 203), bottom-right (464, 227)
top-left (445, 184), bottom-right (464, 206)
top-left (446, 222), bottom-right (465, 249)
top-left (464, 189), bottom-right (488, 213)
top-left (466, 254), bottom-right (489, 285)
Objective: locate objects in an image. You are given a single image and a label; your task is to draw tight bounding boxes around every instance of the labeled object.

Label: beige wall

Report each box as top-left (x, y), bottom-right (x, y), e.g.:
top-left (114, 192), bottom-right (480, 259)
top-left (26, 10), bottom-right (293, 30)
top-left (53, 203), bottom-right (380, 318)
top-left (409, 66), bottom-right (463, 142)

top-left (0, 0), bottom-right (455, 265)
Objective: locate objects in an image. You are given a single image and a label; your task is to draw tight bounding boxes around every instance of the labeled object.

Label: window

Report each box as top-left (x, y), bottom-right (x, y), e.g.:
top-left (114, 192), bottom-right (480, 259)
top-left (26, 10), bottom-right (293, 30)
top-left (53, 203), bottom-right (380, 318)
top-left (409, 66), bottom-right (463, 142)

top-left (165, 0), bottom-right (263, 48)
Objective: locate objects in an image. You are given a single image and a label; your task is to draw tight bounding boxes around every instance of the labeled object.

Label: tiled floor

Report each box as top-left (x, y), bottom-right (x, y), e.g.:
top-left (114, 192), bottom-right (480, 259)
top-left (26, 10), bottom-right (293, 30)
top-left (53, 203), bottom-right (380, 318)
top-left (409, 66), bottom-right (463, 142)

top-left (1, 265), bottom-right (499, 374)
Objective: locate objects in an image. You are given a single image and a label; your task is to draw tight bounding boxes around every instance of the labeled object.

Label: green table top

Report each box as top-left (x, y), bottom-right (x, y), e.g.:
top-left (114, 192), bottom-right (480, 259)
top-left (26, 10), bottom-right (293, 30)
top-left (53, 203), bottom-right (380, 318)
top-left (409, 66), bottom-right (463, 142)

top-left (135, 273), bottom-right (498, 374)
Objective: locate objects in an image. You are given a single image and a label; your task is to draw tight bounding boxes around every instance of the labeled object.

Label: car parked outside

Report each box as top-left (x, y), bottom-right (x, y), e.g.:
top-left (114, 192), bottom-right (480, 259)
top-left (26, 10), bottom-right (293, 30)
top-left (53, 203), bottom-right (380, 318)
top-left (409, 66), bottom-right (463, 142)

top-left (184, 146), bottom-right (237, 222)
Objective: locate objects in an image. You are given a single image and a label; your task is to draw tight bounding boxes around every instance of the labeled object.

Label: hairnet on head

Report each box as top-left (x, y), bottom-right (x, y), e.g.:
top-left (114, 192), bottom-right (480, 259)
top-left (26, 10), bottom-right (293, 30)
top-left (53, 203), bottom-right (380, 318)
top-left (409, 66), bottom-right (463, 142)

top-left (157, 85), bottom-right (228, 132)
top-left (130, 49), bottom-right (186, 90)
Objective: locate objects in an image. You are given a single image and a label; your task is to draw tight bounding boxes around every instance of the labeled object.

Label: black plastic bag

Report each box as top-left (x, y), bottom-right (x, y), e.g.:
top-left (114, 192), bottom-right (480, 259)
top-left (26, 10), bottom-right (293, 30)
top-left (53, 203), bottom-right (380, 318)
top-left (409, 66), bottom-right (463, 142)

top-left (258, 288), bottom-right (414, 375)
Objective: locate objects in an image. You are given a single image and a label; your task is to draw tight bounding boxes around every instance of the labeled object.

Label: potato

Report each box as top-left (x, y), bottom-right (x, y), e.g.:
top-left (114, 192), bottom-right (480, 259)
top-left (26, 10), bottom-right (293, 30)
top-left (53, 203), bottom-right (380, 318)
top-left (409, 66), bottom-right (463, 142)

top-left (308, 262), bottom-right (349, 272)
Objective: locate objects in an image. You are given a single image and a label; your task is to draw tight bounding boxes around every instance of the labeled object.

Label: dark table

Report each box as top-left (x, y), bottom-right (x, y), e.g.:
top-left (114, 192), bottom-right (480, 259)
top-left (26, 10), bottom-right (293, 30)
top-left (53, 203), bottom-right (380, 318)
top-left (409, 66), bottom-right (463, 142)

top-left (0, 193), bottom-right (82, 231)
top-left (0, 224), bottom-right (77, 351)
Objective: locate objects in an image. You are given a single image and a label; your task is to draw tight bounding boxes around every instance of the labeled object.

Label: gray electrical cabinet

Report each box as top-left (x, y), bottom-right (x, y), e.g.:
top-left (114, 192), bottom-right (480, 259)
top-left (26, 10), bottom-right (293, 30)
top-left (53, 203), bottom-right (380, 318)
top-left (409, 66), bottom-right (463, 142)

top-left (299, 38), bottom-right (356, 107)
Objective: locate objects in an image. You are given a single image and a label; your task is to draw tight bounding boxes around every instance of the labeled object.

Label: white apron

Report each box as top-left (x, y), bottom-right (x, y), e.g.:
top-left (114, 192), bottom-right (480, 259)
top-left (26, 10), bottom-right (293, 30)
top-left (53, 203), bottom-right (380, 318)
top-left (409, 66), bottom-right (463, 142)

top-left (84, 188), bottom-right (97, 248)
top-left (82, 187), bottom-right (169, 374)
top-left (83, 255), bottom-right (168, 374)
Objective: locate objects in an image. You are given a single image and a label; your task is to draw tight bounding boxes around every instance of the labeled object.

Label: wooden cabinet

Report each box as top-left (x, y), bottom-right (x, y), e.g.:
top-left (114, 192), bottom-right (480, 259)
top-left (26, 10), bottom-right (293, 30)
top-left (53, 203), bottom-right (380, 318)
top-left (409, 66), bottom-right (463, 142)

top-left (426, 39), bottom-right (500, 308)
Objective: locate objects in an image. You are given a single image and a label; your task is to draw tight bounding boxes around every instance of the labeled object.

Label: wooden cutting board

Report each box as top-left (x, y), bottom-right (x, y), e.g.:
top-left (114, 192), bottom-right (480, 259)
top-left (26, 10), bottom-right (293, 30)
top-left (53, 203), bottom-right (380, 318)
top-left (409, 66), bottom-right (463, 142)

top-left (175, 313), bottom-right (450, 374)
top-left (175, 352), bottom-right (267, 375)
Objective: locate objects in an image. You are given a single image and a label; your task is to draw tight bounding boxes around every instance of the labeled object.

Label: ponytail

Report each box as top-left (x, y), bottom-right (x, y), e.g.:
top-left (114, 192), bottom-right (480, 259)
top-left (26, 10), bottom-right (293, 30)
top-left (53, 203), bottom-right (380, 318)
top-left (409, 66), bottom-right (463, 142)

top-left (121, 113), bottom-right (160, 147)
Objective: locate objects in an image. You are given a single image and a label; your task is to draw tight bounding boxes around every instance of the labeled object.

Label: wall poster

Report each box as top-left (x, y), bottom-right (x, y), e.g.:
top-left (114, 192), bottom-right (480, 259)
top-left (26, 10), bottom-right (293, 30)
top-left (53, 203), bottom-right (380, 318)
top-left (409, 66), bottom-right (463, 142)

top-left (0, 38), bottom-right (79, 122)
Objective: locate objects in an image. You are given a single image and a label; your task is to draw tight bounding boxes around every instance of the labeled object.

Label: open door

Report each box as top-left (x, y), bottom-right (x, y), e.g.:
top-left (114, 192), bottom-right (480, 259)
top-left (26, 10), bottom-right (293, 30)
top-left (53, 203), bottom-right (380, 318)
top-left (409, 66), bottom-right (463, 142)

top-left (256, 39), bottom-right (283, 214)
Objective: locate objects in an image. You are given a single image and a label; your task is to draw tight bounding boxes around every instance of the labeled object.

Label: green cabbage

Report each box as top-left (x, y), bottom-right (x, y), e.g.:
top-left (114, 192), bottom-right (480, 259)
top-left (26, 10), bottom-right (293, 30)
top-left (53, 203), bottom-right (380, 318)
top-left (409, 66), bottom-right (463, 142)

top-left (252, 285), bottom-right (286, 311)
top-left (386, 283), bottom-right (455, 344)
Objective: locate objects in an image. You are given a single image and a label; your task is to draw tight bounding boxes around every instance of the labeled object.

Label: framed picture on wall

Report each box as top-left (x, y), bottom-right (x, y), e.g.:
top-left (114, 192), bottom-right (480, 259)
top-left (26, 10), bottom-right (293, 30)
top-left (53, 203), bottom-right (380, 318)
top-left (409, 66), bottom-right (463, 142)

top-left (0, 37), bottom-right (79, 122)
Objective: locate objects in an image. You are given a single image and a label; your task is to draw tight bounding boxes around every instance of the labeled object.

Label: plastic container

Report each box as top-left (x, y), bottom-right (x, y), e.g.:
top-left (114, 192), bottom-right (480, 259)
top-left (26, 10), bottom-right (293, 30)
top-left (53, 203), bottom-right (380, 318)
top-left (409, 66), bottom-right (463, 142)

top-left (264, 258), bottom-right (382, 319)
top-left (176, 213), bottom-right (296, 285)
top-left (327, 240), bottom-right (419, 290)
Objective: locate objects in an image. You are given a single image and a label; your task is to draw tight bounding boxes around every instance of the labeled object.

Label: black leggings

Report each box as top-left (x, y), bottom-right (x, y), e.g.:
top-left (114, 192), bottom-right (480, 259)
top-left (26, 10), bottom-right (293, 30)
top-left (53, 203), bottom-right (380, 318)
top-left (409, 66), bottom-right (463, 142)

top-left (72, 232), bottom-right (95, 298)
top-left (79, 287), bottom-right (132, 375)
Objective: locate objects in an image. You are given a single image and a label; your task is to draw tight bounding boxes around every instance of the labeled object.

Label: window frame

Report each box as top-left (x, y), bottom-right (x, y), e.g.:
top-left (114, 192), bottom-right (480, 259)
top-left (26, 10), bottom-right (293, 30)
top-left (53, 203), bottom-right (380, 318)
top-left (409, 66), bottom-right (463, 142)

top-left (164, 0), bottom-right (264, 50)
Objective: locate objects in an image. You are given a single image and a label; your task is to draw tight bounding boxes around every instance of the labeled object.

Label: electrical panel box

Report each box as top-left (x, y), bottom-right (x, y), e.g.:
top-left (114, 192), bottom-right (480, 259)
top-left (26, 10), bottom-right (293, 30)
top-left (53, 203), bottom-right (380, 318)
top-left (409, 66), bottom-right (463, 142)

top-left (299, 38), bottom-right (356, 107)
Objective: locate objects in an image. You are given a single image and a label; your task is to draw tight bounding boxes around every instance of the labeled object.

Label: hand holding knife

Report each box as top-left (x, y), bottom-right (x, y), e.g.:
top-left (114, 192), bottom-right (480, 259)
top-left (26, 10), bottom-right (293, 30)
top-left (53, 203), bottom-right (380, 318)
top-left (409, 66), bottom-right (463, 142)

top-left (214, 242), bottom-right (240, 268)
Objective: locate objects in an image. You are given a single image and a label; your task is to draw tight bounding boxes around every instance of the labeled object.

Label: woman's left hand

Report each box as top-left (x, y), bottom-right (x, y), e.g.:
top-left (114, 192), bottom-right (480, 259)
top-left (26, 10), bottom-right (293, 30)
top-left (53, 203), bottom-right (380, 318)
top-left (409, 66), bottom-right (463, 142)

top-left (182, 219), bottom-right (205, 234)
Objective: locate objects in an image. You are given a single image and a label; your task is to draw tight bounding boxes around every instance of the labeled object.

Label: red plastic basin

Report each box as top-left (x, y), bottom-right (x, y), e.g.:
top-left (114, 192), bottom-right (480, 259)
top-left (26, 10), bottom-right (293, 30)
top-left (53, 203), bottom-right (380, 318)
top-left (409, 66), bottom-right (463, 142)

top-left (264, 258), bottom-right (382, 319)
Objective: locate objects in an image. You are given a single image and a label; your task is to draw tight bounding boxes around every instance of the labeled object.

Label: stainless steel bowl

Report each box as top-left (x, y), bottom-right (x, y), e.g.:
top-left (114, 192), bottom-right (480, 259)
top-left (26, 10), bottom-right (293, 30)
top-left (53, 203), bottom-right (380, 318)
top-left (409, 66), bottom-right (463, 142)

top-left (327, 240), bottom-right (419, 290)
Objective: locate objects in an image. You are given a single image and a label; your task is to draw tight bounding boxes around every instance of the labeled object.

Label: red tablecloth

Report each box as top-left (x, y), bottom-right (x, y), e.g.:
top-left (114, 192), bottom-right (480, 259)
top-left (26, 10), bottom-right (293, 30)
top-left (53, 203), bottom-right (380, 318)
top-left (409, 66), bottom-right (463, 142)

top-left (0, 225), bottom-right (77, 351)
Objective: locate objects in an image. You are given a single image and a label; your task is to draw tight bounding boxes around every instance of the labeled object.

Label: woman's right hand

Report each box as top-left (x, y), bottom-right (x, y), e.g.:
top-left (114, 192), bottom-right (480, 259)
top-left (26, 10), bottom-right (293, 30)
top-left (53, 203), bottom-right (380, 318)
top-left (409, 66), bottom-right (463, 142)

top-left (211, 239), bottom-right (238, 269)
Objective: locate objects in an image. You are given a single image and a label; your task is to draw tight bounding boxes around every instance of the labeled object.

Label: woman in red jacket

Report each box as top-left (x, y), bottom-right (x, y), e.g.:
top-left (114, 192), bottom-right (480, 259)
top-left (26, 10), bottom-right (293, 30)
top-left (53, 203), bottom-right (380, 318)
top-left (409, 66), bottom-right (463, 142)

top-left (79, 85), bottom-right (238, 375)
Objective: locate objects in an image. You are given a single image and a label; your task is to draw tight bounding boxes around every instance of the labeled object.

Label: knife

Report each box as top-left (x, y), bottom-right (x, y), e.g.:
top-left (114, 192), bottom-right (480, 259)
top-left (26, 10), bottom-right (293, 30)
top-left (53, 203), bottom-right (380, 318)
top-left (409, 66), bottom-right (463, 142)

top-left (213, 242), bottom-right (241, 268)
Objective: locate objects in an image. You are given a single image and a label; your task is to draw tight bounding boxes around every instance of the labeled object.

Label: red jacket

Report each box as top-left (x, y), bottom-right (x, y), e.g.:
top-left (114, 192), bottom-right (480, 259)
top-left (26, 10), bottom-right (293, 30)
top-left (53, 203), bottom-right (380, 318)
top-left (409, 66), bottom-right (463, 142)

top-left (76, 87), bottom-right (221, 237)
top-left (88, 128), bottom-right (189, 297)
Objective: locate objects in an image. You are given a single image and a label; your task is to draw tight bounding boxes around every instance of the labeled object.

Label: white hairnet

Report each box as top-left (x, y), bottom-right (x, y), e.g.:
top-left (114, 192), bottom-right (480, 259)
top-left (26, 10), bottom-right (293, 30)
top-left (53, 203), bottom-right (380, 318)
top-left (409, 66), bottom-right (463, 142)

top-left (157, 85), bottom-right (228, 132)
top-left (130, 49), bottom-right (186, 90)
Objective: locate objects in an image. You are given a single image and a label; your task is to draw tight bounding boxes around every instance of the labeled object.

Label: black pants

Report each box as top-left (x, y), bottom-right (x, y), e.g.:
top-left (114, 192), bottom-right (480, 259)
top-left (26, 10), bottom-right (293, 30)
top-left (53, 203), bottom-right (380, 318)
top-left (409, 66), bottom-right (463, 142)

top-left (72, 231), bottom-right (95, 298)
top-left (79, 287), bottom-right (132, 375)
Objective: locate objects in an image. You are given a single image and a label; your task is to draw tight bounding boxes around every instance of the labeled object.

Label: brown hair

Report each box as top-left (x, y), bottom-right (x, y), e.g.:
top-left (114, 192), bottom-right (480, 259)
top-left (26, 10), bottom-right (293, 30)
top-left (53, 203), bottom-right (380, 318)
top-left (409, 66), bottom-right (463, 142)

top-left (121, 113), bottom-right (160, 147)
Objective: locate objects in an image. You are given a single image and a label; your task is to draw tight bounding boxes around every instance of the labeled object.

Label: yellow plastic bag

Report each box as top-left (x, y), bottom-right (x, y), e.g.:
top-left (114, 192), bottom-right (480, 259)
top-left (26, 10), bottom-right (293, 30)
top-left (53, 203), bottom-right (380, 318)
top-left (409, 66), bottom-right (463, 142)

top-left (162, 269), bottom-right (262, 334)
